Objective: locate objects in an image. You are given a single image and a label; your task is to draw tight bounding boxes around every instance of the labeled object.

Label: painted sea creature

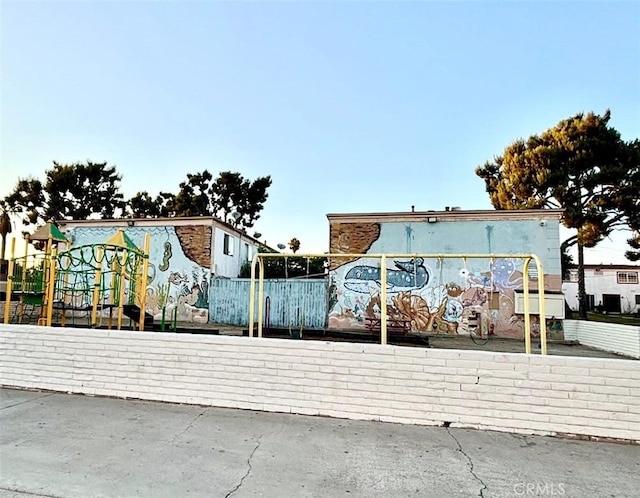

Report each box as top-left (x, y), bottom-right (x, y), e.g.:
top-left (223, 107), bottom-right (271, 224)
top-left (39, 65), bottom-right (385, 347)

top-left (168, 271), bottom-right (188, 286)
top-left (490, 258), bottom-right (522, 294)
top-left (158, 241), bottom-right (172, 271)
top-left (344, 258), bottom-right (429, 293)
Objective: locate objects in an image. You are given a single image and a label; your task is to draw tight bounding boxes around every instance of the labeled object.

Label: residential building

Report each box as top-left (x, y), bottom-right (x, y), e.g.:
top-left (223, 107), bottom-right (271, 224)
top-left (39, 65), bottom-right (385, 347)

top-left (57, 217), bottom-right (260, 323)
top-left (563, 264), bottom-right (640, 314)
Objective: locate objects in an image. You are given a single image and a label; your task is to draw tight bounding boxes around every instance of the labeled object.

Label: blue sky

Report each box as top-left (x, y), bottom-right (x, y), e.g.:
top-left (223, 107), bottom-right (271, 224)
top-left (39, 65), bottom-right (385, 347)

top-left (1, 0), bottom-right (639, 263)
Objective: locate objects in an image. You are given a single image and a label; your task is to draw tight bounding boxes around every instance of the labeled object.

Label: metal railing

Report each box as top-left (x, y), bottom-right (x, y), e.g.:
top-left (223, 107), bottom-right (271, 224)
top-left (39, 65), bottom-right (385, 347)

top-left (249, 252), bottom-right (548, 354)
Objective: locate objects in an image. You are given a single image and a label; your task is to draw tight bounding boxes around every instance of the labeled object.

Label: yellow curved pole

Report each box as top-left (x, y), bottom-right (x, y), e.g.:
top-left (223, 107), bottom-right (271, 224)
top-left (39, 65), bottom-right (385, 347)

top-left (249, 253), bottom-right (258, 337)
top-left (248, 252), bottom-right (549, 355)
top-left (258, 257), bottom-right (265, 338)
top-left (45, 246), bottom-right (56, 327)
top-left (380, 255), bottom-right (388, 345)
top-left (138, 233), bottom-right (151, 331)
top-left (531, 254), bottom-right (547, 355)
top-left (522, 258), bottom-right (532, 354)
top-left (3, 238), bottom-right (16, 324)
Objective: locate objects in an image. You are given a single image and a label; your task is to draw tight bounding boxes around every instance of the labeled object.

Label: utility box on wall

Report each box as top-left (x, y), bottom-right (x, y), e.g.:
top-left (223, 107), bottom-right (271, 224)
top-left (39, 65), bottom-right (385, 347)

top-left (514, 291), bottom-right (565, 319)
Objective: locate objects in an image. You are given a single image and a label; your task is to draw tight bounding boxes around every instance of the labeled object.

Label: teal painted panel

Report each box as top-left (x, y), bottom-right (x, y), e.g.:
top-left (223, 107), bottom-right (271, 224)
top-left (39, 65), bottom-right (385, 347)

top-left (369, 219), bottom-right (561, 273)
top-left (209, 278), bottom-right (328, 328)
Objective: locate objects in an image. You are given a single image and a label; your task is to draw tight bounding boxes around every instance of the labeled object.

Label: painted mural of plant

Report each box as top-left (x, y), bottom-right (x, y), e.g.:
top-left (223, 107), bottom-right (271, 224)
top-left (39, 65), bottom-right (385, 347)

top-left (156, 282), bottom-right (171, 309)
top-left (327, 276), bottom-right (338, 313)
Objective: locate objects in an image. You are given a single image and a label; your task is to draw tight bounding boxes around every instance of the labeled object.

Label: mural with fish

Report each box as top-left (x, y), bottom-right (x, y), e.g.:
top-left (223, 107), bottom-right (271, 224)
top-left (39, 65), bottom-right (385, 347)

top-left (327, 213), bottom-right (564, 339)
top-left (65, 225), bottom-right (211, 323)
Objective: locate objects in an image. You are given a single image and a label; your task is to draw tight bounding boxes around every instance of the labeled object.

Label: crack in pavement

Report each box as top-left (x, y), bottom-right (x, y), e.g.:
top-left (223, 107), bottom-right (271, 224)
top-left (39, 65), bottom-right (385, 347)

top-left (0, 393), bottom-right (56, 411)
top-left (0, 486), bottom-right (64, 498)
top-left (446, 427), bottom-right (488, 498)
top-left (169, 408), bottom-right (207, 443)
top-left (224, 436), bottom-right (262, 498)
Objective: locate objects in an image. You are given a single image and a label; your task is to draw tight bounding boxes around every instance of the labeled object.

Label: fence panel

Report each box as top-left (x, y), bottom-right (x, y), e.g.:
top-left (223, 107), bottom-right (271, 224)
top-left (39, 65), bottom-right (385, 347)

top-left (209, 278), bottom-right (328, 328)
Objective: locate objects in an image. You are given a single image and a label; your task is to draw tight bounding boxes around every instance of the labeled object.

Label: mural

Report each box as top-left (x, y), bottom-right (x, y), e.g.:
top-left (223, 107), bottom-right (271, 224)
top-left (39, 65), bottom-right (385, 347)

top-left (67, 226), bottom-right (211, 324)
top-left (327, 216), bottom-right (564, 339)
top-left (328, 256), bottom-right (534, 338)
top-left (344, 258), bottom-right (429, 293)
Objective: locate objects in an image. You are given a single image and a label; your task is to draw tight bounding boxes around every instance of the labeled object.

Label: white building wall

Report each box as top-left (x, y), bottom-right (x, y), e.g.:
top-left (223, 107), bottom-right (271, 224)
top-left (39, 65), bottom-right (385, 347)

top-left (563, 268), bottom-right (640, 313)
top-left (212, 228), bottom-right (255, 278)
top-left (2, 324), bottom-right (639, 443)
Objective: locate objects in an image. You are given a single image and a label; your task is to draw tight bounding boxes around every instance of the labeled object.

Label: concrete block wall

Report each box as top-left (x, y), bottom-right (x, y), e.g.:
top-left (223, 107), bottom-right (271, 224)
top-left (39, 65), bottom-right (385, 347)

top-left (1, 324), bottom-right (638, 443)
top-left (564, 320), bottom-right (640, 359)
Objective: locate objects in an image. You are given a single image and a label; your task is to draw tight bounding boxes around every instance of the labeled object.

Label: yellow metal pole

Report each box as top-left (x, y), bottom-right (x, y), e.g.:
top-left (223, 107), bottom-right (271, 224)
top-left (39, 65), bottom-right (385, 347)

top-left (380, 254), bottom-right (388, 345)
top-left (248, 254), bottom-right (258, 337)
top-left (522, 258), bottom-right (531, 355)
top-left (258, 257), bottom-right (265, 338)
top-left (39, 237), bottom-right (52, 326)
top-left (3, 238), bottom-right (16, 324)
top-left (533, 255), bottom-right (548, 355)
top-left (138, 233), bottom-right (151, 331)
top-left (116, 249), bottom-right (128, 330)
top-left (91, 247), bottom-right (103, 328)
top-left (250, 252), bottom-right (551, 350)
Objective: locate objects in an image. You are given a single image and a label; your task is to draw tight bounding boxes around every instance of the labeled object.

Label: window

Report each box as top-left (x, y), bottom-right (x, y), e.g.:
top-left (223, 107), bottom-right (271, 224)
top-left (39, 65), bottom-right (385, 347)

top-left (244, 243), bottom-right (250, 262)
top-left (617, 271), bottom-right (638, 284)
top-left (223, 234), bottom-right (234, 256)
top-left (635, 295), bottom-right (640, 305)
top-left (568, 270), bottom-right (578, 282)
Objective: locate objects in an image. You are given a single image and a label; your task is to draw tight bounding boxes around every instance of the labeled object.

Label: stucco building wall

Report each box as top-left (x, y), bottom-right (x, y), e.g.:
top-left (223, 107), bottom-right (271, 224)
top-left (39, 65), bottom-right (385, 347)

top-left (326, 209), bottom-right (563, 339)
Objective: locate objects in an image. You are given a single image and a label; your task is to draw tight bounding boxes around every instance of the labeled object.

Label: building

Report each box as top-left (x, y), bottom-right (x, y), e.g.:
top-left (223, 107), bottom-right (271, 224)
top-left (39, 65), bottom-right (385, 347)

top-left (57, 217), bottom-right (261, 324)
top-left (326, 208), bottom-right (564, 339)
top-left (563, 264), bottom-right (640, 314)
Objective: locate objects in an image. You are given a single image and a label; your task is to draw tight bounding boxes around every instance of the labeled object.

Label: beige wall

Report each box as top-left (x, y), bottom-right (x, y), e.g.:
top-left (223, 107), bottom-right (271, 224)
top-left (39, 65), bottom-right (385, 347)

top-left (2, 324), bottom-right (638, 443)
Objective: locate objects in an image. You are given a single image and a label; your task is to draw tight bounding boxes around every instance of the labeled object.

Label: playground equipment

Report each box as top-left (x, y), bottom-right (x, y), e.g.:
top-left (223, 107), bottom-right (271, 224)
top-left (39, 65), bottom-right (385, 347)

top-left (3, 225), bottom-right (151, 331)
top-left (249, 252), bottom-right (549, 355)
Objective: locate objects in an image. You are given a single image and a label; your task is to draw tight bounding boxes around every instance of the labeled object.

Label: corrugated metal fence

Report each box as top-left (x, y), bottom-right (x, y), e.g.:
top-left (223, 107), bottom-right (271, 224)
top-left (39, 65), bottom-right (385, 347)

top-left (209, 278), bottom-right (328, 329)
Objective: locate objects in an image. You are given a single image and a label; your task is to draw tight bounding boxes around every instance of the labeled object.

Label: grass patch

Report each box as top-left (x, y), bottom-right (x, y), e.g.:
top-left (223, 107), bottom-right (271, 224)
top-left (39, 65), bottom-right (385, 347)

top-left (570, 312), bottom-right (640, 326)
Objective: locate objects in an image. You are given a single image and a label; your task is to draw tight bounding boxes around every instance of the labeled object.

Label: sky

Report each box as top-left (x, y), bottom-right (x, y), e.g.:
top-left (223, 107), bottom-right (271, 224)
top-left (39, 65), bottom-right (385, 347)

top-left (1, 0), bottom-right (639, 264)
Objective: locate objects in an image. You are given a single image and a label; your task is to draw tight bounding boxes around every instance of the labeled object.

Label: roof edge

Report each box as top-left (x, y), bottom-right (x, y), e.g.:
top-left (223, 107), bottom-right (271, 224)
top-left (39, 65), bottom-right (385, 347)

top-left (326, 209), bottom-right (565, 222)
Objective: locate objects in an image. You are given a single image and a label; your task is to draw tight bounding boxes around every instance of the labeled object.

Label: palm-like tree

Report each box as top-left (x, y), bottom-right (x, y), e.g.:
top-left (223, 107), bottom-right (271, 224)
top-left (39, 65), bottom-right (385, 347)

top-left (288, 237), bottom-right (301, 254)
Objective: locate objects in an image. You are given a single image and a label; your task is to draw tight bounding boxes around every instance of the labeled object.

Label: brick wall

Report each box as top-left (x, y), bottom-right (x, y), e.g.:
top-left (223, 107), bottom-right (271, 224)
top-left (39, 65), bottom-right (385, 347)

top-left (329, 223), bottom-right (380, 268)
top-left (175, 225), bottom-right (212, 268)
top-left (1, 324), bottom-right (638, 442)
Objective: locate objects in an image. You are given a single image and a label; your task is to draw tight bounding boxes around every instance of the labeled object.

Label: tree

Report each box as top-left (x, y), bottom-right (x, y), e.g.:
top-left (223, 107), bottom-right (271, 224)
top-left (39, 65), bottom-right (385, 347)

top-left (169, 171), bottom-right (214, 217)
top-left (210, 171), bottom-right (245, 223)
top-left (476, 110), bottom-right (639, 319)
top-left (230, 174), bottom-right (272, 229)
top-left (130, 170), bottom-right (273, 229)
top-left (210, 171), bottom-right (272, 228)
top-left (289, 237), bottom-right (301, 254)
top-left (4, 161), bottom-right (125, 225)
top-left (126, 191), bottom-right (175, 218)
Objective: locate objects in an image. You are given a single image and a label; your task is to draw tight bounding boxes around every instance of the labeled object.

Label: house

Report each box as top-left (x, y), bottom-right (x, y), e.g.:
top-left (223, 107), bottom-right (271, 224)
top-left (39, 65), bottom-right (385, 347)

top-left (325, 208), bottom-right (564, 339)
top-left (562, 264), bottom-right (640, 314)
top-left (57, 216), bottom-right (261, 324)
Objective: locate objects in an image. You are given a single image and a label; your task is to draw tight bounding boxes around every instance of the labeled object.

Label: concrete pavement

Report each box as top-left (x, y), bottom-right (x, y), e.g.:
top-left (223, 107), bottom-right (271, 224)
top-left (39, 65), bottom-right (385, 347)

top-left (1, 388), bottom-right (638, 498)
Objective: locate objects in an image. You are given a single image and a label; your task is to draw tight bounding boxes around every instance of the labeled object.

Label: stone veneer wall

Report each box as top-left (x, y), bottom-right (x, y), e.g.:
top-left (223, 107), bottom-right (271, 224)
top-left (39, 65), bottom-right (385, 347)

top-left (329, 223), bottom-right (381, 269)
top-left (175, 225), bottom-right (212, 268)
